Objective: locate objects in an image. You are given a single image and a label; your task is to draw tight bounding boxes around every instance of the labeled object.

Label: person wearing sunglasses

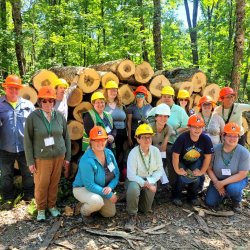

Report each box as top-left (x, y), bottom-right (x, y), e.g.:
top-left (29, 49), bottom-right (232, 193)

top-left (0, 75), bottom-right (35, 210)
top-left (127, 86), bottom-right (152, 147)
top-left (73, 126), bottom-right (119, 224)
top-left (24, 86), bottom-right (71, 221)
top-left (205, 123), bottom-right (250, 212)
top-left (214, 87), bottom-right (250, 146)
top-left (197, 96), bottom-right (225, 145)
top-left (177, 89), bottom-right (194, 116)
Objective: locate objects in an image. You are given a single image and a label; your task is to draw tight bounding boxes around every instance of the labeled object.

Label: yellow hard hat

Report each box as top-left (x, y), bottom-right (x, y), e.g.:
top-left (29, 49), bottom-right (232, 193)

top-left (91, 91), bottom-right (105, 103)
top-left (161, 86), bottom-right (175, 96)
top-left (54, 78), bottom-right (69, 88)
top-left (135, 123), bottom-right (154, 137)
top-left (105, 80), bottom-right (118, 89)
top-left (177, 89), bottom-right (190, 99)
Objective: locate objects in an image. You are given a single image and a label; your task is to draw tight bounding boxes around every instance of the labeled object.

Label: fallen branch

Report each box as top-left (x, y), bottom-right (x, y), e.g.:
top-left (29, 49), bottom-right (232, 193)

top-left (193, 214), bottom-right (210, 235)
top-left (39, 217), bottom-right (63, 250)
top-left (215, 230), bottom-right (234, 249)
top-left (54, 240), bottom-right (75, 250)
top-left (193, 206), bottom-right (234, 217)
top-left (82, 227), bottom-right (144, 241)
top-left (143, 223), bottom-right (169, 233)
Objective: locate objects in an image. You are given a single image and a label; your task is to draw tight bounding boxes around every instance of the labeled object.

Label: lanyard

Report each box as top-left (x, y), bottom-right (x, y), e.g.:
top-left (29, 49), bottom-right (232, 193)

top-left (221, 145), bottom-right (237, 168)
top-left (40, 110), bottom-right (53, 136)
top-left (222, 104), bottom-right (234, 123)
top-left (138, 147), bottom-right (151, 174)
top-left (201, 113), bottom-right (212, 131)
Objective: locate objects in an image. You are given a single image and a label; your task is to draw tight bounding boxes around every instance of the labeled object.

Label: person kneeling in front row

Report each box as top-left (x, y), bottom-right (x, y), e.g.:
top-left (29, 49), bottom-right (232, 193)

top-left (125, 123), bottom-right (164, 232)
top-left (73, 126), bottom-right (119, 223)
top-left (205, 122), bottom-right (250, 212)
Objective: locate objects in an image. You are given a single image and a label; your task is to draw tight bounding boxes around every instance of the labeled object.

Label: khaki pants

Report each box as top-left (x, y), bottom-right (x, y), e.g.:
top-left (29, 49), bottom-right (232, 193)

top-left (73, 187), bottom-right (116, 217)
top-left (34, 155), bottom-right (64, 210)
top-left (126, 181), bottom-right (155, 215)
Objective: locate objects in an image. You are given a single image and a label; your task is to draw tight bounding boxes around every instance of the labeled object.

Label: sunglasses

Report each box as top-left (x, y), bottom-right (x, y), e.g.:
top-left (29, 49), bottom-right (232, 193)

top-left (179, 99), bottom-right (188, 102)
top-left (41, 99), bottom-right (54, 104)
top-left (136, 93), bottom-right (145, 98)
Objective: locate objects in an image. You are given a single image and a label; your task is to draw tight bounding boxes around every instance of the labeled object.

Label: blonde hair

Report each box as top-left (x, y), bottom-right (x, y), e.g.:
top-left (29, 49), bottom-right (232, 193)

top-left (103, 88), bottom-right (123, 108)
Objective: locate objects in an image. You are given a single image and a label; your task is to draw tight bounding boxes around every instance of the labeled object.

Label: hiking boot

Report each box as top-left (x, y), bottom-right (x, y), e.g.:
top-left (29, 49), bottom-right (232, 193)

top-left (232, 201), bottom-right (242, 213)
top-left (49, 207), bottom-right (61, 217)
top-left (172, 198), bottom-right (183, 207)
top-left (124, 215), bottom-right (137, 232)
top-left (0, 200), bottom-right (13, 211)
top-left (37, 210), bottom-right (46, 221)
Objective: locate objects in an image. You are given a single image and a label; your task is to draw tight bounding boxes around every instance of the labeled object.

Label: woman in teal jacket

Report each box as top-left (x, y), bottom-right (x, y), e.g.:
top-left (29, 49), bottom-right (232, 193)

top-left (73, 126), bottom-right (119, 223)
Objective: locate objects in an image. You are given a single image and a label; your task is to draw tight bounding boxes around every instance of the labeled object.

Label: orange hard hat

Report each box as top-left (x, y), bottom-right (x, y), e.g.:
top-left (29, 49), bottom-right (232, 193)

top-left (2, 75), bottom-right (23, 89)
top-left (89, 126), bottom-right (108, 140)
top-left (223, 122), bottom-right (240, 135)
top-left (38, 86), bottom-right (56, 99)
top-left (219, 87), bottom-right (236, 100)
top-left (187, 114), bottom-right (205, 127)
top-left (198, 96), bottom-right (216, 108)
top-left (133, 86), bottom-right (148, 97)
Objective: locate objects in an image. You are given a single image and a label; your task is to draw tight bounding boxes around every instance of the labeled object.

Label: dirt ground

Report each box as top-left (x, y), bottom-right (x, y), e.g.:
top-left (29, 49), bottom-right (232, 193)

top-left (1, 184), bottom-right (250, 250)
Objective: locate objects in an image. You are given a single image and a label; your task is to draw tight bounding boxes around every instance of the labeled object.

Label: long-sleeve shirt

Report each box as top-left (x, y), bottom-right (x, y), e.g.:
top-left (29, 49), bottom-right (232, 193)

top-left (0, 96), bottom-right (35, 153)
top-left (24, 109), bottom-right (71, 166)
top-left (127, 145), bottom-right (164, 187)
top-left (214, 103), bottom-right (250, 136)
top-left (73, 148), bottom-right (120, 199)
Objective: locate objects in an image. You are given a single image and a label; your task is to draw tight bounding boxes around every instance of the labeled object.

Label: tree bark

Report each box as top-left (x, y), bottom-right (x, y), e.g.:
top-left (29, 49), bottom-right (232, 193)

top-left (231, 0), bottom-right (245, 94)
top-left (10, 0), bottom-right (26, 77)
top-left (184, 0), bottom-right (199, 67)
top-left (242, 41), bottom-right (250, 99)
top-left (153, 0), bottom-right (163, 70)
top-left (0, 0), bottom-right (8, 78)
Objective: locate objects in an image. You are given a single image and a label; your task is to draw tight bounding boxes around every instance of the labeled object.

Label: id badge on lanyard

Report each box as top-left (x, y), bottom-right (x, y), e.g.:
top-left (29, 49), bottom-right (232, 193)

top-left (44, 136), bottom-right (55, 146)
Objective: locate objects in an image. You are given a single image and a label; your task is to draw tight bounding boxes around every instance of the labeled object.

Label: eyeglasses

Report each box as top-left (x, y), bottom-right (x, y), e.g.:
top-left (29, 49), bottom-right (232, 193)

top-left (179, 99), bottom-right (188, 102)
top-left (41, 99), bottom-right (54, 104)
top-left (136, 93), bottom-right (145, 98)
top-left (140, 136), bottom-right (152, 140)
top-left (202, 102), bottom-right (212, 107)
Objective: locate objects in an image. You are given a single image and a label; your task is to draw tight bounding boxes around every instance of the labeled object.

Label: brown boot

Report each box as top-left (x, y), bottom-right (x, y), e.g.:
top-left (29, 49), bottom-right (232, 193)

top-left (124, 215), bottom-right (137, 232)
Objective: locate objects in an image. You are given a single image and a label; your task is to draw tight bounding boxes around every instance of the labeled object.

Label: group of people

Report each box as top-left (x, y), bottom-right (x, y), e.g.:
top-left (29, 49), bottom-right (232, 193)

top-left (0, 75), bottom-right (250, 232)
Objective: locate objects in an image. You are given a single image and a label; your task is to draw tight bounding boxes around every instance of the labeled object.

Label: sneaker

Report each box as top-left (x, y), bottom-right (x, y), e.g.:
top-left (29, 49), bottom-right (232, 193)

top-left (49, 207), bottom-right (61, 217)
top-left (37, 210), bottom-right (46, 221)
top-left (124, 215), bottom-right (137, 232)
top-left (232, 201), bottom-right (242, 213)
top-left (172, 198), bottom-right (183, 207)
top-left (0, 200), bottom-right (13, 210)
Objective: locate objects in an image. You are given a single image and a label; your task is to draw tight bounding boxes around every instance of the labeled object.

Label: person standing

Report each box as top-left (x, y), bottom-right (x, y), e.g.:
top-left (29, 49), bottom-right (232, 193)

top-left (54, 78), bottom-right (77, 120)
top-left (0, 75), bottom-right (35, 210)
top-left (172, 114), bottom-right (213, 206)
top-left (24, 86), bottom-right (71, 221)
top-left (214, 87), bottom-right (250, 145)
top-left (125, 124), bottom-right (164, 232)
top-left (104, 81), bottom-right (127, 179)
top-left (176, 89), bottom-right (194, 116)
top-left (205, 123), bottom-right (250, 212)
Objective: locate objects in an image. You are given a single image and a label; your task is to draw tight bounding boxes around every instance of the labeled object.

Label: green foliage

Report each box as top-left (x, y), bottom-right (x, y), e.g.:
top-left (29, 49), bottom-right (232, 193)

top-left (26, 199), bottom-right (37, 216)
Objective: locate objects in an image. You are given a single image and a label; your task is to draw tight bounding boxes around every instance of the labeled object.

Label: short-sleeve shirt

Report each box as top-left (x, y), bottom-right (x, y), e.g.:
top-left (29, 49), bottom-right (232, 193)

top-left (211, 144), bottom-right (250, 180)
top-left (127, 103), bottom-right (152, 131)
top-left (172, 132), bottom-right (214, 165)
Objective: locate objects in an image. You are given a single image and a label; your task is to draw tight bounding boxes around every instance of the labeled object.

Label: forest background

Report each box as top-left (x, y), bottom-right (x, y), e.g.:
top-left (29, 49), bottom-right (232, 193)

top-left (0, 0), bottom-right (249, 100)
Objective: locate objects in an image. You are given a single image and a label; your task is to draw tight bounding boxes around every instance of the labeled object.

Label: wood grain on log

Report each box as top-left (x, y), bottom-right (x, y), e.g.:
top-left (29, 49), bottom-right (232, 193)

top-left (134, 61), bottom-right (154, 84)
top-left (98, 71), bottom-right (119, 88)
top-left (202, 83), bottom-right (221, 103)
top-left (67, 88), bottom-right (83, 107)
top-left (19, 85), bottom-right (38, 104)
top-left (67, 120), bottom-right (84, 140)
top-left (118, 84), bottom-right (135, 105)
top-left (32, 69), bottom-right (58, 91)
top-left (73, 102), bottom-right (92, 123)
top-left (78, 68), bottom-right (100, 93)
top-left (172, 81), bottom-right (194, 96)
top-left (149, 74), bottom-right (171, 97)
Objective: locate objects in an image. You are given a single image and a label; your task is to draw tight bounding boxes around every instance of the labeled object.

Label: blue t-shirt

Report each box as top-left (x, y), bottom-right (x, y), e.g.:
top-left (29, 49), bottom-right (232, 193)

top-left (172, 132), bottom-right (214, 165)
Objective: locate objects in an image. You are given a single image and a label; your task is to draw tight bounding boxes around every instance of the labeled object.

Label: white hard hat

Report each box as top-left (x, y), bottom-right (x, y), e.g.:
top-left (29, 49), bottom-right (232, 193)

top-left (155, 103), bottom-right (171, 116)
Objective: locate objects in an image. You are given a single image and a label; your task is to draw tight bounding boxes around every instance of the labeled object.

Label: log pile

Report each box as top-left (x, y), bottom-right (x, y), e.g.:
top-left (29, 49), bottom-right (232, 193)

top-left (17, 59), bottom-right (250, 178)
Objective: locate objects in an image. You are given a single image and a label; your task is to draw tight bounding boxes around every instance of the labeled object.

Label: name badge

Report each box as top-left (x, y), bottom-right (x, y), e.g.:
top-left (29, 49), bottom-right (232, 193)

top-left (160, 172), bottom-right (169, 184)
top-left (44, 136), bottom-right (55, 147)
top-left (105, 126), bottom-right (111, 133)
top-left (222, 169), bottom-right (231, 176)
top-left (107, 162), bottom-right (115, 172)
top-left (161, 152), bottom-right (166, 158)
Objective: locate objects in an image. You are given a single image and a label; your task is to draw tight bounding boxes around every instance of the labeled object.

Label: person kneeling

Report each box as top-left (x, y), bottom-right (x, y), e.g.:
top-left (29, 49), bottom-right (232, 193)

top-left (73, 126), bottom-right (119, 224)
top-left (205, 122), bottom-right (250, 212)
top-left (125, 124), bottom-right (164, 232)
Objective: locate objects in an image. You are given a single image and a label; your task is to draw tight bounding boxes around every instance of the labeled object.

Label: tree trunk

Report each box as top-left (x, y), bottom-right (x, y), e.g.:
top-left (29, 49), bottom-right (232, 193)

top-left (153, 0), bottom-right (163, 70)
top-left (0, 0), bottom-right (8, 78)
top-left (242, 41), bottom-right (250, 99)
top-left (10, 0), bottom-right (26, 77)
top-left (137, 0), bottom-right (149, 62)
top-left (231, 0), bottom-right (245, 94)
top-left (184, 0), bottom-right (199, 67)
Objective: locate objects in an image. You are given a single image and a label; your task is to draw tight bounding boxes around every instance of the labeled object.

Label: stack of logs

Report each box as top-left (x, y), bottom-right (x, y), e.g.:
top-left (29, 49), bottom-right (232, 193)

top-left (18, 59), bottom-right (250, 178)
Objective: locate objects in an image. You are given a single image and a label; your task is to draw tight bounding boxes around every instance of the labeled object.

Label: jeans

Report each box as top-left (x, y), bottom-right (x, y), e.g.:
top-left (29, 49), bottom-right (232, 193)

top-left (0, 150), bottom-right (34, 201)
top-left (172, 159), bottom-right (204, 200)
top-left (205, 177), bottom-right (248, 207)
